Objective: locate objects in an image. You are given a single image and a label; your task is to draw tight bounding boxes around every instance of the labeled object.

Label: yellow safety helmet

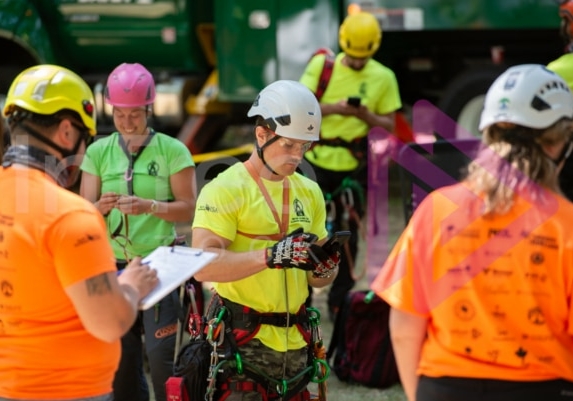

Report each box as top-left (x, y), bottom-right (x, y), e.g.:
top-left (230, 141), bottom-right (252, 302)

top-left (3, 64), bottom-right (97, 135)
top-left (339, 12), bottom-right (382, 58)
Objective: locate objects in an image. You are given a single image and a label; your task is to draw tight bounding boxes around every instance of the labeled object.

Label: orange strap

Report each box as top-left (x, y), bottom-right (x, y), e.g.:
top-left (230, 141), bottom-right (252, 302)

top-left (241, 160), bottom-right (290, 241)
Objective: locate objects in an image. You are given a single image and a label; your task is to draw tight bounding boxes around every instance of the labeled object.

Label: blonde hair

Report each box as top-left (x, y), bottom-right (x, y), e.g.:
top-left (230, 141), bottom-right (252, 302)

top-left (465, 118), bottom-right (572, 215)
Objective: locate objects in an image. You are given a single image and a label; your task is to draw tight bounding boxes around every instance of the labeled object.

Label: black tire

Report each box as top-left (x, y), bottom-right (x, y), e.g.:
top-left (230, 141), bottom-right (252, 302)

top-left (438, 66), bottom-right (507, 137)
top-left (0, 66), bottom-right (25, 153)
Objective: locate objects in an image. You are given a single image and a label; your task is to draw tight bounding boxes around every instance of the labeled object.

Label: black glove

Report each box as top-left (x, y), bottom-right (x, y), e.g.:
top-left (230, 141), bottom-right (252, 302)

top-left (309, 242), bottom-right (340, 279)
top-left (266, 228), bottom-right (318, 270)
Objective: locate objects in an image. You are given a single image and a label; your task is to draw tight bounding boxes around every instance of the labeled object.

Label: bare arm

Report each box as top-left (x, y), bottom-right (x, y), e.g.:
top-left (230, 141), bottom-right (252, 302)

top-left (151, 165), bottom-right (196, 222)
top-left (65, 257), bottom-right (158, 343)
top-left (389, 308), bottom-right (428, 401)
top-left (191, 227), bottom-right (268, 282)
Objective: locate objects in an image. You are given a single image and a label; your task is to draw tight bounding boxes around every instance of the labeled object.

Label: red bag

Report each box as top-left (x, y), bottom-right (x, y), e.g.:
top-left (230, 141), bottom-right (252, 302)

top-left (165, 377), bottom-right (189, 401)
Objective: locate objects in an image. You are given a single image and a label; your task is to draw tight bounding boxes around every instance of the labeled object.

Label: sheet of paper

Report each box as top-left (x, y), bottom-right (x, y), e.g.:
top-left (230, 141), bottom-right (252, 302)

top-left (138, 246), bottom-right (216, 310)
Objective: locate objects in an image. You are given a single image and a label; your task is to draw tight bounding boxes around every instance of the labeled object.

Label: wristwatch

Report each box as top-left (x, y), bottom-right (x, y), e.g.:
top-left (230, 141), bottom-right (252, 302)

top-left (149, 199), bottom-right (159, 214)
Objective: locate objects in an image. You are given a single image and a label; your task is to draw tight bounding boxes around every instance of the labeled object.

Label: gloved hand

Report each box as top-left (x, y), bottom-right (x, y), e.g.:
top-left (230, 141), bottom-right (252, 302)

top-left (266, 228), bottom-right (318, 270)
top-left (309, 242), bottom-right (340, 279)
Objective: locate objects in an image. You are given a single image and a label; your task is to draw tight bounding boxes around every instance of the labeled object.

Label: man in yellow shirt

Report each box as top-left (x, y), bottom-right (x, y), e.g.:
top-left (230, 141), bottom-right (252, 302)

top-left (300, 11), bottom-right (402, 319)
top-left (192, 80), bottom-right (340, 400)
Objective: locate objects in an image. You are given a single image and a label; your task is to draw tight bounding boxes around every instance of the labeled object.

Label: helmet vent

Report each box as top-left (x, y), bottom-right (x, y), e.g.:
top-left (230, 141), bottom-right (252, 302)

top-left (275, 115), bottom-right (291, 126)
top-left (531, 95), bottom-right (551, 112)
top-left (32, 81), bottom-right (48, 101)
top-left (263, 117), bottom-right (277, 132)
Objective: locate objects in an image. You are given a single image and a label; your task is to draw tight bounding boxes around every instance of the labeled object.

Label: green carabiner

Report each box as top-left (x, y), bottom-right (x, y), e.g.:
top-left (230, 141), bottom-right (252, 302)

top-left (276, 379), bottom-right (288, 396)
top-left (306, 307), bottom-right (321, 326)
top-left (215, 307), bottom-right (226, 324)
top-left (309, 358), bottom-right (330, 384)
top-left (234, 352), bottom-right (243, 374)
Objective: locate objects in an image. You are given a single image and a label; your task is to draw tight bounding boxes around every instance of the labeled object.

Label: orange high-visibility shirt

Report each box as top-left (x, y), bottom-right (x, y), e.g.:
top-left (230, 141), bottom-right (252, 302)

top-left (373, 183), bottom-right (573, 381)
top-left (0, 167), bottom-right (119, 399)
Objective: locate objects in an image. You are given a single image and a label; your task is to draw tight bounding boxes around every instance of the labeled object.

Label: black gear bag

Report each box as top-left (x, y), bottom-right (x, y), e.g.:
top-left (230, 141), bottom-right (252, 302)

top-left (326, 290), bottom-right (400, 389)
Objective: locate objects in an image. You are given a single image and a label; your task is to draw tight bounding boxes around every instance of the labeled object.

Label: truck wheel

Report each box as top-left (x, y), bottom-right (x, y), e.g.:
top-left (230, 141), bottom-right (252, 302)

top-left (0, 66), bottom-right (24, 150)
top-left (438, 67), bottom-right (506, 138)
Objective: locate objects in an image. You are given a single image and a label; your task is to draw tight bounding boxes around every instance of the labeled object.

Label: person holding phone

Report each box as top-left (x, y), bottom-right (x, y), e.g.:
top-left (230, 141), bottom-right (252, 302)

top-left (299, 11), bottom-right (402, 320)
top-left (191, 80), bottom-right (341, 400)
top-left (80, 63), bottom-right (197, 401)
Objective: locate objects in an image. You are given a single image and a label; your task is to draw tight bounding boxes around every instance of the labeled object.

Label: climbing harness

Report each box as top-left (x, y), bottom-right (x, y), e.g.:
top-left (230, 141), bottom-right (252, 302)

top-left (202, 297), bottom-right (330, 401)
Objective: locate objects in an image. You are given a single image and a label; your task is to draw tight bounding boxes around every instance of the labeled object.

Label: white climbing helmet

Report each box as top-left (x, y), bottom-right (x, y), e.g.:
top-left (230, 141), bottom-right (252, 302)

top-left (247, 80), bottom-right (321, 141)
top-left (479, 64), bottom-right (573, 131)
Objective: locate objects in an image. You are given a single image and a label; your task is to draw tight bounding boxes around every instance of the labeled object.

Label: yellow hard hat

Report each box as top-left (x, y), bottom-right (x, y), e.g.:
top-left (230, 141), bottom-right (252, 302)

top-left (3, 64), bottom-right (97, 135)
top-left (339, 12), bottom-right (382, 58)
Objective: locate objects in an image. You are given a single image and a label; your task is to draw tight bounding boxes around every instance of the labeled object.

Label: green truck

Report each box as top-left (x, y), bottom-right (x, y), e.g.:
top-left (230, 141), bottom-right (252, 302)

top-left (0, 0), bottom-right (563, 153)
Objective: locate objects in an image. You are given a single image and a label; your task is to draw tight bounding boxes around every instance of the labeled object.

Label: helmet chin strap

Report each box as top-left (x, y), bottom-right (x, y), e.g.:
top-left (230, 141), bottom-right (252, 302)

top-left (17, 121), bottom-right (84, 159)
top-left (256, 135), bottom-right (281, 176)
top-left (2, 122), bottom-right (86, 188)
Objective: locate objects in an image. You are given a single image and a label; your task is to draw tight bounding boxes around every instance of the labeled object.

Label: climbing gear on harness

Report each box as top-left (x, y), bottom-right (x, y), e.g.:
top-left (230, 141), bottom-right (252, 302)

top-left (325, 196), bottom-right (336, 237)
top-left (199, 295), bottom-right (330, 400)
top-left (323, 177), bottom-right (366, 282)
top-left (265, 228), bottom-right (318, 270)
top-left (308, 307), bottom-right (329, 401)
top-left (314, 135), bottom-right (368, 162)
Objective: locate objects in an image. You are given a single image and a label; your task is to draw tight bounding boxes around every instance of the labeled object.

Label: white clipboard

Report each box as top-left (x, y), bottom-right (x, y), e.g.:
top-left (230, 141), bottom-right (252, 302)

top-left (138, 246), bottom-right (217, 310)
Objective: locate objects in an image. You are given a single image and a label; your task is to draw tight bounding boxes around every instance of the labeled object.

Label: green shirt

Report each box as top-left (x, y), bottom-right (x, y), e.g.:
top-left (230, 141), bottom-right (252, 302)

top-left (81, 131), bottom-right (195, 259)
top-left (300, 52), bottom-right (402, 171)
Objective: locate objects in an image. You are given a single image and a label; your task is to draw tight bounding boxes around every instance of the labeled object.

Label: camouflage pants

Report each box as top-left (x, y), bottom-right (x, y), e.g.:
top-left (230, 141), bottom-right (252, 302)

top-left (218, 339), bottom-right (309, 401)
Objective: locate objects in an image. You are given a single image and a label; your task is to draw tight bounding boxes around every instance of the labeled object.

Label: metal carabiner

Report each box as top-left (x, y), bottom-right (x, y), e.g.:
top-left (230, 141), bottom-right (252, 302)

top-left (340, 187), bottom-right (354, 209)
top-left (207, 319), bottom-right (225, 346)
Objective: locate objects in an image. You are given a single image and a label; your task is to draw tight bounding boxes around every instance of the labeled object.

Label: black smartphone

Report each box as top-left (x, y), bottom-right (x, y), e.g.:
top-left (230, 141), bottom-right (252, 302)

top-left (347, 96), bottom-right (361, 107)
top-left (322, 230), bottom-right (352, 253)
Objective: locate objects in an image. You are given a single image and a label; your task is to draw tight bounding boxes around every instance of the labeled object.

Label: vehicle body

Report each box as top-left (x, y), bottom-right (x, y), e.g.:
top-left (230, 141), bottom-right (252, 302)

top-left (0, 0), bottom-right (562, 152)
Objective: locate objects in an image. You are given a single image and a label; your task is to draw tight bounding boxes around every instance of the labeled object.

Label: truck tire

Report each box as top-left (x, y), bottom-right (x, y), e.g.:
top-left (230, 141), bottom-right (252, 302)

top-left (438, 66), bottom-right (506, 138)
top-left (0, 66), bottom-right (25, 151)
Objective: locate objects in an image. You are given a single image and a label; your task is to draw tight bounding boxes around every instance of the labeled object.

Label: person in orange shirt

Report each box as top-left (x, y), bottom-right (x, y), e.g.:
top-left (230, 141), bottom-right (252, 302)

top-left (0, 64), bottom-right (158, 401)
top-left (372, 64), bottom-right (573, 401)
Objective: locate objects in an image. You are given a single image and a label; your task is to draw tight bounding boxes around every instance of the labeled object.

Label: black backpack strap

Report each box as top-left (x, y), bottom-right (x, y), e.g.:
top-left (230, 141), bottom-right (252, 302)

top-left (326, 292), bottom-right (350, 360)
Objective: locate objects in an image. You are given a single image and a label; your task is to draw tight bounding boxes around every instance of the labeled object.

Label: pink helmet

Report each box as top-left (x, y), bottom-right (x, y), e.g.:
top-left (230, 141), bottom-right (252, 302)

top-left (104, 63), bottom-right (156, 107)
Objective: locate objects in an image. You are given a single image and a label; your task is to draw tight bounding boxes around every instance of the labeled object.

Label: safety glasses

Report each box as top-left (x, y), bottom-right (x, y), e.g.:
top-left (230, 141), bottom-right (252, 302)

top-left (267, 131), bottom-right (312, 153)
